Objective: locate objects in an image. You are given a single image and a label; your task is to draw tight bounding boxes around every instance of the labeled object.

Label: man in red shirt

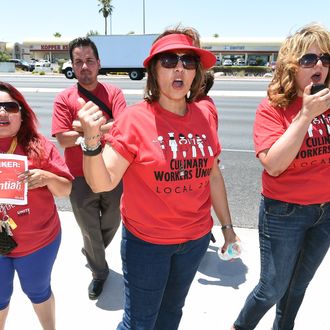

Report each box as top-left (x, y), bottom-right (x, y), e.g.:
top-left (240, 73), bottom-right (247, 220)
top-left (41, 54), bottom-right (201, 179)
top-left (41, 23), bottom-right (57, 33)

top-left (52, 37), bottom-right (126, 300)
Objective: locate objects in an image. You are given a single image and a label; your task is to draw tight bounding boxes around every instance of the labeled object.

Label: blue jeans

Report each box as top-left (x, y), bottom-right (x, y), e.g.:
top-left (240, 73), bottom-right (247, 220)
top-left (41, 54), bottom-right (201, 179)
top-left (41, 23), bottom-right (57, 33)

top-left (117, 226), bottom-right (211, 330)
top-left (234, 196), bottom-right (330, 330)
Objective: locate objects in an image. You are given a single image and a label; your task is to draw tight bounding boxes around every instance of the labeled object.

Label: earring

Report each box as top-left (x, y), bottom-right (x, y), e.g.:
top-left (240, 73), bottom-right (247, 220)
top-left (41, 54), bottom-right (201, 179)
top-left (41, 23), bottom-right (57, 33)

top-left (186, 90), bottom-right (191, 99)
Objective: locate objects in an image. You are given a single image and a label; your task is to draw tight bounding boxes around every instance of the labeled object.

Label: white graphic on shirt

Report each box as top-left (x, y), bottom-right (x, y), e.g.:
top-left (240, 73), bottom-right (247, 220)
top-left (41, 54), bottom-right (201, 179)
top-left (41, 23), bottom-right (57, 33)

top-left (168, 132), bottom-right (178, 159)
top-left (153, 131), bottom-right (214, 159)
top-left (157, 136), bottom-right (165, 149)
top-left (152, 131), bottom-right (215, 193)
top-left (293, 113), bottom-right (330, 168)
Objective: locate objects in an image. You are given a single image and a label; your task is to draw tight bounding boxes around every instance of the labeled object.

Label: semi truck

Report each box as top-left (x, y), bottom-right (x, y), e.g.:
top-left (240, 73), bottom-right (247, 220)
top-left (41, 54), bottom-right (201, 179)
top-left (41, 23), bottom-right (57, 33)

top-left (62, 34), bottom-right (158, 80)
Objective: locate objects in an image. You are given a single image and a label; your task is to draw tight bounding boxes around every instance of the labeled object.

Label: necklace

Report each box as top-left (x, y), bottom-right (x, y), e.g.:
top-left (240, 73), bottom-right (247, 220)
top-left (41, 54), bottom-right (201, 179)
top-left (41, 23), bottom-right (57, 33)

top-left (0, 136), bottom-right (18, 154)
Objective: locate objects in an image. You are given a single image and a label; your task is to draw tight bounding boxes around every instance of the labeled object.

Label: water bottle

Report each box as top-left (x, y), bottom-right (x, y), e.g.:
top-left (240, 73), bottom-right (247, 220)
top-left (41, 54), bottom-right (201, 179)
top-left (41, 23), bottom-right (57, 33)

top-left (218, 242), bottom-right (242, 261)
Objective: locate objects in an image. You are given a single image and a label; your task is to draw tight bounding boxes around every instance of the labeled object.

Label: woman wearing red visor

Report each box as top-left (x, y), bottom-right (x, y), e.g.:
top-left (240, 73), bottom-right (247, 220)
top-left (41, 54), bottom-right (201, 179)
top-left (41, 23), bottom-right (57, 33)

top-left (78, 26), bottom-right (239, 330)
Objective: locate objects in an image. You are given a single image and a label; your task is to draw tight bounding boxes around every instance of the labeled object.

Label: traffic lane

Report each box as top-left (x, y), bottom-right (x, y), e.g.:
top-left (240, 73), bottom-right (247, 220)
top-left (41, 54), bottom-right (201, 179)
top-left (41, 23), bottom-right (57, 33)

top-left (0, 73), bottom-right (270, 93)
top-left (217, 150), bottom-right (262, 229)
top-left (216, 96), bottom-right (262, 151)
top-left (21, 92), bottom-right (56, 139)
top-left (213, 78), bottom-right (270, 92)
top-left (0, 74), bottom-right (147, 91)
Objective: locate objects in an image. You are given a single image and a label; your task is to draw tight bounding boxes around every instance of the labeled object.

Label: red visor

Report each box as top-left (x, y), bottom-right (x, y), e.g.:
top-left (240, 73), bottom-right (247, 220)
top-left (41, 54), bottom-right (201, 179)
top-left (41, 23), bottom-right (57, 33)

top-left (143, 34), bottom-right (216, 69)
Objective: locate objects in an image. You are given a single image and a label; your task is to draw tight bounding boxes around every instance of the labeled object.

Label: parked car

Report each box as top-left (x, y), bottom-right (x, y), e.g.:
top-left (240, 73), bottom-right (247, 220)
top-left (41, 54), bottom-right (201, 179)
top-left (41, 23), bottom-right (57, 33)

top-left (234, 58), bottom-right (246, 66)
top-left (34, 60), bottom-right (51, 68)
top-left (28, 61), bottom-right (36, 71)
top-left (222, 59), bottom-right (233, 66)
top-left (247, 59), bottom-right (257, 66)
top-left (268, 61), bottom-right (277, 70)
top-left (8, 59), bottom-right (33, 71)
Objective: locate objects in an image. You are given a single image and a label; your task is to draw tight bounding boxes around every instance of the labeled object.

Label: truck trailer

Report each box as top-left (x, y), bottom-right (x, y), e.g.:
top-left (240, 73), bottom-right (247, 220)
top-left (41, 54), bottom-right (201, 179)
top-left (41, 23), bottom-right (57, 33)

top-left (62, 34), bottom-right (158, 80)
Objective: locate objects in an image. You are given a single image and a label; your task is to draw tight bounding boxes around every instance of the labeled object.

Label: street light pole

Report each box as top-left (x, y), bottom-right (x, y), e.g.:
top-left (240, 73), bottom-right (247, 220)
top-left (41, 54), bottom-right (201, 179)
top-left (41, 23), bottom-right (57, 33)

top-left (110, 14), bottom-right (112, 35)
top-left (143, 0), bottom-right (145, 34)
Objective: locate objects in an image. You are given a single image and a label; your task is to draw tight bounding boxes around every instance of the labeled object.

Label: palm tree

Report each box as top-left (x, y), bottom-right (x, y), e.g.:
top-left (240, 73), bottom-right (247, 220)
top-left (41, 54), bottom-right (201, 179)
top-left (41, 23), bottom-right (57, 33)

top-left (98, 0), bottom-right (114, 35)
top-left (86, 30), bottom-right (100, 37)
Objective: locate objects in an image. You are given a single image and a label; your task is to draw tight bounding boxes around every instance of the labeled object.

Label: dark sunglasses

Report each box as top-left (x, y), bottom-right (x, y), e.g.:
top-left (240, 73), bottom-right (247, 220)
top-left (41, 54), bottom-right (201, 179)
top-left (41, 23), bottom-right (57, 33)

top-left (0, 102), bottom-right (21, 114)
top-left (158, 53), bottom-right (200, 70)
top-left (298, 53), bottom-right (330, 68)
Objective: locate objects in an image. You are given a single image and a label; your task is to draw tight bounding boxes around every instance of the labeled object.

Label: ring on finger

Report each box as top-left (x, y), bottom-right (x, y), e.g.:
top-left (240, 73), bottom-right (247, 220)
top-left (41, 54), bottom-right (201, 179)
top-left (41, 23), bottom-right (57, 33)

top-left (93, 114), bottom-right (99, 121)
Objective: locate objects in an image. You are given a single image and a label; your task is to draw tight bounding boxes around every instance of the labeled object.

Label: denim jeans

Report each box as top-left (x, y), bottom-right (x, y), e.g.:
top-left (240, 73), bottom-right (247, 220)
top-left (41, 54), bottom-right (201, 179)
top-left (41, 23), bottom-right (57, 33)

top-left (234, 195), bottom-right (330, 330)
top-left (117, 226), bottom-right (211, 330)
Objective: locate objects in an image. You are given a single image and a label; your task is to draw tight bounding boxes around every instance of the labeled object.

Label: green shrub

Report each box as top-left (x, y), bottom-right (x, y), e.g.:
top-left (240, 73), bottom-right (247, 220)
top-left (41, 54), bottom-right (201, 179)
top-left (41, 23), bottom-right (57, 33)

top-left (57, 59), bottom-right (67, 72)
top-left (0, 51), bottom-right (10, 62)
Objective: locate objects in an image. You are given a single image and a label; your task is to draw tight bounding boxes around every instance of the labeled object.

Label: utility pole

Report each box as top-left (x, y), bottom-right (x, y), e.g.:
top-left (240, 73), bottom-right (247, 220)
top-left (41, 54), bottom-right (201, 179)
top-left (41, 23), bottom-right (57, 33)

top-left (143, 0), bottom-right (145, 34)
top-left (110, 14), bottom-right (112, 35)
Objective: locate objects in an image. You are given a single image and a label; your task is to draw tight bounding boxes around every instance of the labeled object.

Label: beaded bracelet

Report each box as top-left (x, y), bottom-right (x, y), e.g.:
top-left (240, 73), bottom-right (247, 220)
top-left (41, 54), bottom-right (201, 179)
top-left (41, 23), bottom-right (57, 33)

top-left (221, 224), bottom-right (234, 230)
top-left (80, 139), bottom-right (101, 151)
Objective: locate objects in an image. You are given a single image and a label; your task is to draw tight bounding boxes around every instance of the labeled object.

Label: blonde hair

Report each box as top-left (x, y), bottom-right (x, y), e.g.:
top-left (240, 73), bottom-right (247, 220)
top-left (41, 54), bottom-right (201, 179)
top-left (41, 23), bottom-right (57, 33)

top-left (268, 23), bottom-right (330, 108)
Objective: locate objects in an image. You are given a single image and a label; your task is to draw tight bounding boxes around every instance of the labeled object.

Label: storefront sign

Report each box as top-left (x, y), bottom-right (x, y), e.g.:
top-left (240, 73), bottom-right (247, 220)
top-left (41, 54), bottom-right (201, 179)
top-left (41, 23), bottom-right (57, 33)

top-left (39, 44), bottom-right (69, 50)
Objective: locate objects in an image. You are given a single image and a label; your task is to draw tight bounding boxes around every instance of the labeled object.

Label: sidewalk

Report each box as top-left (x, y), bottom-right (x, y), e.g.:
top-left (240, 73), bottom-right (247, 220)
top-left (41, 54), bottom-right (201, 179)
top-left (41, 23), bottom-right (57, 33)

top-left (6, 211), bottom-right (329, 330)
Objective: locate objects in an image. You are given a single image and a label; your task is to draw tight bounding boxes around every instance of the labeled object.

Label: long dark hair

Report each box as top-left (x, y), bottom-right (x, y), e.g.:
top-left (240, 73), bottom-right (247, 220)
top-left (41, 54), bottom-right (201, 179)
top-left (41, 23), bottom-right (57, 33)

top-left (0, 81), bottom-right (45, 164)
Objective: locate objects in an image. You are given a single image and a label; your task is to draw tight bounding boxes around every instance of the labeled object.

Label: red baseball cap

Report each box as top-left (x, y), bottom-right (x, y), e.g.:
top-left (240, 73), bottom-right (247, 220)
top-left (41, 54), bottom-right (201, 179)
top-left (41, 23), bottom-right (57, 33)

top-left (143, 34), bottom-right (216, 69)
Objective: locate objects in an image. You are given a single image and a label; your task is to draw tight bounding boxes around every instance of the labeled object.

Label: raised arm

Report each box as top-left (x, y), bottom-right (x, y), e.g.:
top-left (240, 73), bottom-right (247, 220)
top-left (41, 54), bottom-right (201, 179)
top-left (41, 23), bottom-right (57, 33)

top-left (77, 98), bottom-right (129, 192)
top-left (259, 84), bottom-right (330, 176)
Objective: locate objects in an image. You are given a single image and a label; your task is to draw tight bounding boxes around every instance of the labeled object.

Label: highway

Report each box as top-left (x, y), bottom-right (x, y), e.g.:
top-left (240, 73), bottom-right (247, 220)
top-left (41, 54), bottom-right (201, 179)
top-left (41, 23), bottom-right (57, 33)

top-left (0, 73), bottom-right (270, 228)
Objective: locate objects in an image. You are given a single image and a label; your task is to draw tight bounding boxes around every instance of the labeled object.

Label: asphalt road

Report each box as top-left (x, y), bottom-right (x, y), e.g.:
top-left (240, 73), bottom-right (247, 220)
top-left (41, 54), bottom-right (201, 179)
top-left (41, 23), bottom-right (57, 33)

top-left (0, 73), bottom-right (268, 228)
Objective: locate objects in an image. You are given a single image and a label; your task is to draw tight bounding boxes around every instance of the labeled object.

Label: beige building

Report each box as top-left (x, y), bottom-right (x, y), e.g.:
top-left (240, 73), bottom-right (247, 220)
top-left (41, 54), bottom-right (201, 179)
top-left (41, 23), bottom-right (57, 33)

top-left (201, 37), bottom-right (282, 65)
top-left (1, 38), bottom-right (72, 62)
top-left (21, 37), bottom-right (72, 62)
top-left (2, 36), bottom-right (283, 65)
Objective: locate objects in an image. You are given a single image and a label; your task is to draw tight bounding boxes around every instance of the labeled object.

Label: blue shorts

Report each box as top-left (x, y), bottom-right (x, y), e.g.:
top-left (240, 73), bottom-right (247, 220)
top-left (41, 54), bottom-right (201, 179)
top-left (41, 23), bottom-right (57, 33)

top-left (0, 231), bottom-right (61, 310)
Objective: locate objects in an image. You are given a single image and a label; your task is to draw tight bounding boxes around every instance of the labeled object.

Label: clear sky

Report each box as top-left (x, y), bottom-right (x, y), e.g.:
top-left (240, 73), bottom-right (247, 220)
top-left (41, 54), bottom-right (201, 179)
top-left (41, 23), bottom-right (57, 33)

top-left (1, 0), bottom-right (330, 43)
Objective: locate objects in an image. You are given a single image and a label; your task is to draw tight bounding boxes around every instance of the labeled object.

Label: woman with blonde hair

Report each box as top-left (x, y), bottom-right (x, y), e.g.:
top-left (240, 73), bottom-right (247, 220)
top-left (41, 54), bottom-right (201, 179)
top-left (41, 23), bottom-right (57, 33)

top-left (232, 23), bottom-right (330, 330)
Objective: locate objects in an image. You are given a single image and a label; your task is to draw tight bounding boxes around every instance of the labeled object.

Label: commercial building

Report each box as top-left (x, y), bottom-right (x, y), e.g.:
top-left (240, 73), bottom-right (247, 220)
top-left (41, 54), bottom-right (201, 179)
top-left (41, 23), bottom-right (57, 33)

top-left (1, 36), bottom-right (283, 65)
top-left (2, 38), bottom-right (72, 62)
top-left (201, 37), bottom-right (282, 65)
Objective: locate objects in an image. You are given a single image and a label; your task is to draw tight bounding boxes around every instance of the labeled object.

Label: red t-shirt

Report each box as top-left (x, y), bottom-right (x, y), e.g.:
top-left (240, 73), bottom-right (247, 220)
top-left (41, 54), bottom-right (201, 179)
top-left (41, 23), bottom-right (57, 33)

top-left (52, 82), bottom-right (126, 177)
top-left (106, 100), bottom-right (220, 244)
top-left (0, 136), bottom-right (73, 257)
top-left (254, 97), bottom-right (330, 204)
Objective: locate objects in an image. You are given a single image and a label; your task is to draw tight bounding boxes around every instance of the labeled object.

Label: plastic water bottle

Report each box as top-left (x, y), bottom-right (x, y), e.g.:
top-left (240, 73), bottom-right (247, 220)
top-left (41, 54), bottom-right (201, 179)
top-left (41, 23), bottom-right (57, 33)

top-left (218, 242), bottom-right (242, 261)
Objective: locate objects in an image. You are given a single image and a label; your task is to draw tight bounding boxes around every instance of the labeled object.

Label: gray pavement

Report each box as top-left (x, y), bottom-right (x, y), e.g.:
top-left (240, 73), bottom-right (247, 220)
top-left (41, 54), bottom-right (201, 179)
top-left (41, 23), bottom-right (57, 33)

top-left (6, 211), bottom-right (329, 329)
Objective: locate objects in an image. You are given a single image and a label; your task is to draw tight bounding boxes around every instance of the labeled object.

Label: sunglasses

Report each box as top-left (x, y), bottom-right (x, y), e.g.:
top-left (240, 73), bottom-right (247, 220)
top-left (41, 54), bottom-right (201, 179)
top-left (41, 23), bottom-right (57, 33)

top-left (298, 53), bottom-right (330, 68)
top-left (0, 102), bottom-right (21, 114)
top-left (158, 53), bottom-right (200, 70)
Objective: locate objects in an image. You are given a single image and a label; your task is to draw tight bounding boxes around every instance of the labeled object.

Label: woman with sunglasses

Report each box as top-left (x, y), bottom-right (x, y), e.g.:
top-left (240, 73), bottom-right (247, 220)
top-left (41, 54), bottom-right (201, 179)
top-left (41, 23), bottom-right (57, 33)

top-left (0, 82), bottom-right (73, 330)
top-left (231, 23), bottom-right (330, 330)
top-left (78, 26), bottom-right (239, 329)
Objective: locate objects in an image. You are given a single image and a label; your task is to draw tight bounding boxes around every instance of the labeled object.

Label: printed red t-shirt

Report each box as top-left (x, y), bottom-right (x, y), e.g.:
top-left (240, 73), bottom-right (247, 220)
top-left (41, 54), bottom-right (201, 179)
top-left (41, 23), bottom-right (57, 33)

top-left (52, 82), bottom-right (126, 177)
top-left (106, 100), bottom-right (220, 244)
top-left (254, 97), bottom-right (330, 204)
top-left (0, 136), bottom-right (73, 257)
